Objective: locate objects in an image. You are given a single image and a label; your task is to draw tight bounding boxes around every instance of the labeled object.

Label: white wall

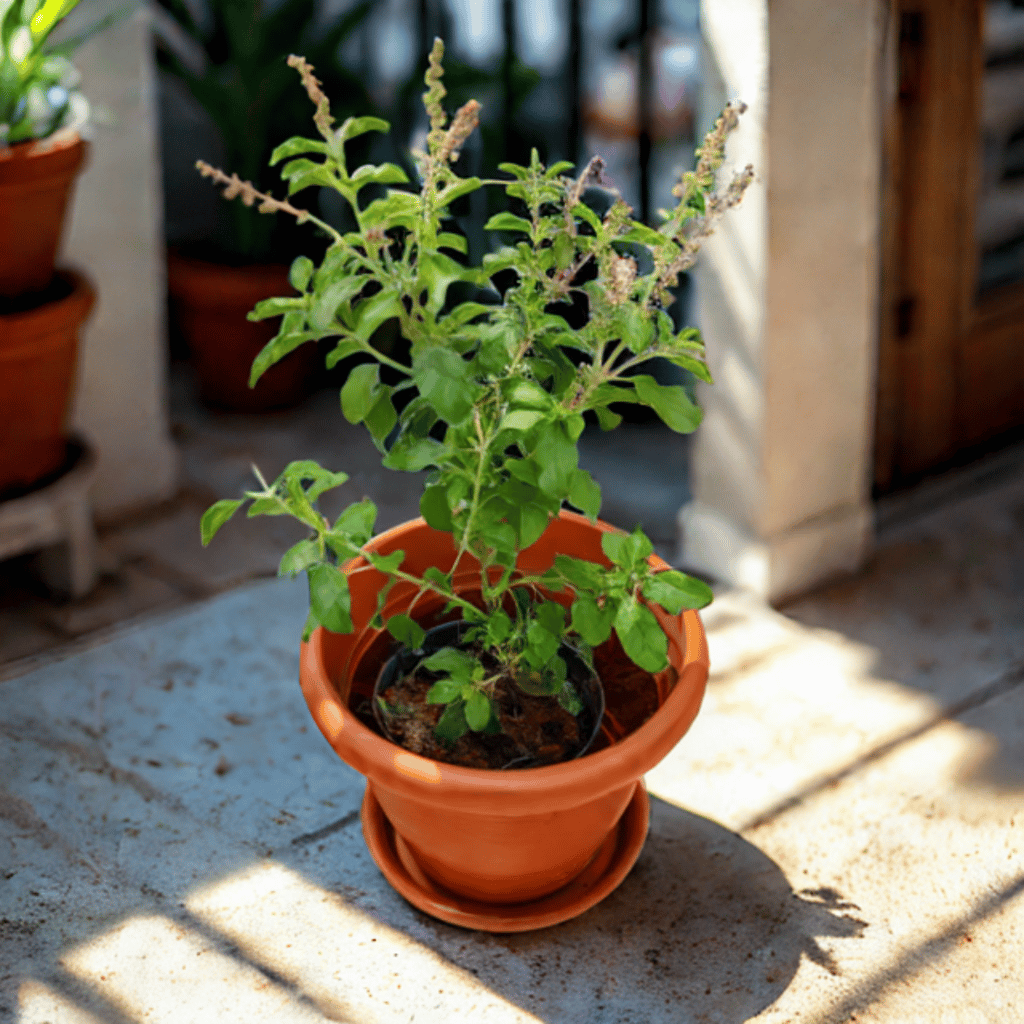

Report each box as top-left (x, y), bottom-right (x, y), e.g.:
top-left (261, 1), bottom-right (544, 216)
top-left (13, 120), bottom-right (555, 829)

top-left (64, 0), bottom-right (179, 521)
top-left (681, 0), bottom-right (884, 602)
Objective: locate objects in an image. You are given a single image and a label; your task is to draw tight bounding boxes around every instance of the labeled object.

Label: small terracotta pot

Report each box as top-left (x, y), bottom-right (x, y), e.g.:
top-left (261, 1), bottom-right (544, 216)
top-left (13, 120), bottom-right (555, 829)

top-left (0, 134), bottom-right (88, 297)
top-left (0, 271), bottom-right (95, 495)
top-left (299, 511), bottom-right (710, 917)
top-left (166, 250), bottom-right (320, 412)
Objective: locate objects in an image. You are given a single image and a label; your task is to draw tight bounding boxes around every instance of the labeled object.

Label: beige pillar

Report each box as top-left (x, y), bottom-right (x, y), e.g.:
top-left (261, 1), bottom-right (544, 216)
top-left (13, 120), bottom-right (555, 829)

top-left (679, 0), bottom-right (883, 602)
top-left (64, 0), bottom-right (179, 521)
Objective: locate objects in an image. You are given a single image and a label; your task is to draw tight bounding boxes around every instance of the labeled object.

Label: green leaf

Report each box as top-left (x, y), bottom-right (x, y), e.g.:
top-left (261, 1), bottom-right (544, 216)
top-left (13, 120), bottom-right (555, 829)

top-left (413, 348), bottom-right (477, 425)
top-left (533, 600), bottom-right (563, 635)
top-left (571, 595), bottom-right (614, 647)
top-left (574, 201), bottom-right (603, 232)
top-left (484, 212), bottom-right (533, 235)
top-left (464, 689), bottom-right (492, 731)
top-left (533, 421), bottom-right (578, 498)
top-left (485, 610), bottom-right (512, 646)
top-left (554, 554), bottom-right (604, 589)
top-left (341, 363), bottom-right (378, 424)
top-left (289, 256), bottom-right (314, 292)
top-left (437, 176), bottom-right (483, 208)
top-left (567, 469), bottom-right (601, 522)
top-left (366, 550), bottom-right (404, 575)
top-left (498, 409), bottom-right (545, 434)
top-left (361, 191), bottom-right (420, 229)
top-left (594, 406), bottom-right (623, 431)
top-left (642, 571), bottom-right (714, 612)
top-left (248, 297), bottom-right (304, 321)
top-left (434, 700), bottom-right (468, 744)
top-left (504, 380), bottom-right (553, 409)
top-left (423, 566), bottom-right (450, 590)
top-left (333, 498), bottom-right (377, 546)
top-left (246, 497), bottom-right (287, 517)
top-left (524, 620), bottom-right (560, 667)
top-left (631, 375), bottom-right (703, 433)
top-left (601, 527), bottom-right (653, 569)
top-left (310, 276), bottom-right (366, 332)
top-left (425, 678), bottom-right (462, 703)
top-left (420, 484), bottom-right (453, 531)
top-left (437, 232), bottom-right (468, 254)
top-left (350, 162), bottom-right (410, 187)
top-left (362, 387), bottom-right (397, 452)
top-left (617, 304), bottom-right (653, 353)
top-left (200, 499), bottom-right (243, 546)
top-left (352, 289), bottom-right (403, 342)
top-left (418, 251), bottom-right (471, 315)
top-left (302, 466), bottom-right (350, 502)
top-left (382, 436), bottom-right (445, 472)
top-left (553, 231), bottom-right (574, 270)
top-left (557, 681), bottom-right (584, 716)
top-left (517, 503), bottom-right (550, 548)
top-left (614, 597), bottom-right (668, 673)
top-left (338, 115), bottom-right (390, 143)
top-left (325, 339), bottom-right (362, 369)
top-left (387, 613), bottom-right (426, 650)
top-left (249, 332), bottom-right (316, 387)
top-left (307, 564), bottom-right (353, 634)
top-left (270, 136), bottom-right (332, 165)
top-left (444, 301), bottom-right (494, 328)
top-left (619, 222), bottom-right (667, 246)
top-left (278, 538), bottom-right (321, 577)
top-left (664, 351), bottom-right (713, 384)
top-left (421, 647), bottom-right (477, 679)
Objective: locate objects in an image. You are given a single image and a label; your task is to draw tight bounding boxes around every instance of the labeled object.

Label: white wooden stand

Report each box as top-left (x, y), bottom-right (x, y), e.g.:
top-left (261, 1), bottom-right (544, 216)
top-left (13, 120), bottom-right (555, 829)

top-left (0, 437), bottom-right (98, 598)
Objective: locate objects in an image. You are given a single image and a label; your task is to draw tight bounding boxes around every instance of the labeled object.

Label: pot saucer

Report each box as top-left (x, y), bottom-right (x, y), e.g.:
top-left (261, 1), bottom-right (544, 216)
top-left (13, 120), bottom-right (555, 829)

top-left (361, 782), bottom-right (650, 932)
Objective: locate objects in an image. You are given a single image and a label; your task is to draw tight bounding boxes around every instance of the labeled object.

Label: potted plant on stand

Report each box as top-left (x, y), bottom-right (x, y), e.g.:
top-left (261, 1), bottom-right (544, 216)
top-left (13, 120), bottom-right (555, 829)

top-left (0, 0), bottom-right (112, 497)
top-left (201, 43), bottom-right (752, 931)
top-left (153, 0), bottom-right (382, 411)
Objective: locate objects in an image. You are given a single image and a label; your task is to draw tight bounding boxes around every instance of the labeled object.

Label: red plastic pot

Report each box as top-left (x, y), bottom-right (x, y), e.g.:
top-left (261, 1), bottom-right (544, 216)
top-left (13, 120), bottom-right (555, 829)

top-left (166, 250), bottom-right (320, 412)
top-left (299, 511), bottom-right (710, 929)
top-left (0, 134), bottom-right (87, 297)
top-left (0, 270), bottom-right (95, 496)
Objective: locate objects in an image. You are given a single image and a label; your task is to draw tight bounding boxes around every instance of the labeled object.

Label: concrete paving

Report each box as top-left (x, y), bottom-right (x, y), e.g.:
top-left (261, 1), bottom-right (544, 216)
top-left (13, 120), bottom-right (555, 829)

top-left (2, 435), bottom-right (1023, 1022)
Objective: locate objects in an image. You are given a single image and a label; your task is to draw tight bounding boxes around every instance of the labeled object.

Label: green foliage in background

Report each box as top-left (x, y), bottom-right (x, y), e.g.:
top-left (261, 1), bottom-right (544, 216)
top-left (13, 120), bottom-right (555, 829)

top-left (0, 0), bottom-right (120, 144)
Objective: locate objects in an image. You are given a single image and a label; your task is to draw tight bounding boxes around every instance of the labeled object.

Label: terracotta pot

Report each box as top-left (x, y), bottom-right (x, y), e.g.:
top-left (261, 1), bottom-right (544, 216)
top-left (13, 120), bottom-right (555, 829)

top-left (0, 271), bottom-right (95, 496)
top-left (166, 250), bottom-right (320, 412)
top-left (299, 511), bottom-right (710, 927)
top-left (0, 134), bottom-right (88, 297)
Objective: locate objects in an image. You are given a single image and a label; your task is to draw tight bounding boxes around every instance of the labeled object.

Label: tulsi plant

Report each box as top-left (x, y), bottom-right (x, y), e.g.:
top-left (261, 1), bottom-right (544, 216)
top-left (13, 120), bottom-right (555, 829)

top-left (200, 40), bottom-right (752, 747)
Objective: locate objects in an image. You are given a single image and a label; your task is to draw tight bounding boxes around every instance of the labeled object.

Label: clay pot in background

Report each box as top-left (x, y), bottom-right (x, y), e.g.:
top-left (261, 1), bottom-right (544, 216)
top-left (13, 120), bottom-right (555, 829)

top-left (0, 134), bottom-right (88, 298)
top-left (0, 271), bottom-right (96, 497)
top-left (166, 251), bottom-right (320, 412)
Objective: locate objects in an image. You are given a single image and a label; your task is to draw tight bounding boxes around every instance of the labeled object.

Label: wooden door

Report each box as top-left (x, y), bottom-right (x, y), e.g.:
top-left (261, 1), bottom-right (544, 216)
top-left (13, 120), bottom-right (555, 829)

top-left (875, 0), bottom-right (1024, 491)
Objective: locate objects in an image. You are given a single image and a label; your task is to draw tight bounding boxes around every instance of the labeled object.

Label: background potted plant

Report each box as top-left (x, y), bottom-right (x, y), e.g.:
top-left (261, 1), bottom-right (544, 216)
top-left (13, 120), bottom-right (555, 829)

top-left (0, 0), bottom-right (113, 496)
top-left (201, 43), bottom-right (752, 929)
top-left (153, 0), bottom-right (381, 410)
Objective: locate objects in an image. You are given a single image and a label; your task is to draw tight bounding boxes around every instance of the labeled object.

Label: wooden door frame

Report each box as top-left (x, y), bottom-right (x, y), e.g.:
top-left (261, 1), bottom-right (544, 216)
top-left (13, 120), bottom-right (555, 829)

top-left (875, 0), bottom-right (985, 491)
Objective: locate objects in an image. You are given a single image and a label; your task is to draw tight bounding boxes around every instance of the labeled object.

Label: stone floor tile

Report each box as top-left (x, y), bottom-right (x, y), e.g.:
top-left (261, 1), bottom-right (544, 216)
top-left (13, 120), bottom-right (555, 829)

top-left (730, 683), bottom-right (1024, 1024)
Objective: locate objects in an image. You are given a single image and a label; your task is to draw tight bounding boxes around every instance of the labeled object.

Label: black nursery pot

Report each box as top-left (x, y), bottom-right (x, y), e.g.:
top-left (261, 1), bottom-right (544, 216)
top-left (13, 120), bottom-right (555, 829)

top-left (373, 619), bottom-right (606, 766)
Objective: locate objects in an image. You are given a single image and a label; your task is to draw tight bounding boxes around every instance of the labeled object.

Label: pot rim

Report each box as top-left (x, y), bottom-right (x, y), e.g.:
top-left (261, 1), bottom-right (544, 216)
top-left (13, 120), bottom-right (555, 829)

top-left (299, 511), bottom-right (710, 813)
top-left (0, 131), bottom-right (87, 181)
top-left (0, 270), bottom-right (95, 335)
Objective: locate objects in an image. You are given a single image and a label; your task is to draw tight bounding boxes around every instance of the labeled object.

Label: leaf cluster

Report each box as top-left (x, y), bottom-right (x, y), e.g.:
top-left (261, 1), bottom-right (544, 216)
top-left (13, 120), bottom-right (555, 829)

top-left (201, 41), bottom-right (752, 747)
